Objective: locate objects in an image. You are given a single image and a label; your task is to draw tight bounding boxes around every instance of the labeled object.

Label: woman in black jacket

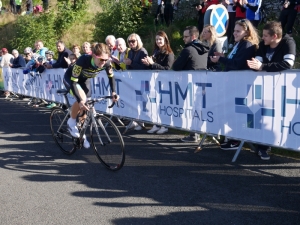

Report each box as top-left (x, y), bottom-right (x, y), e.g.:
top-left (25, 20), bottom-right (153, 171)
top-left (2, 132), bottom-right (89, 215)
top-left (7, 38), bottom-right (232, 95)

top-left (141, 30), bottom-right (174, 134)
top-left (210, 19), bottom-right (260, 150)
top-left (210, 19), bottom-right (260, 71)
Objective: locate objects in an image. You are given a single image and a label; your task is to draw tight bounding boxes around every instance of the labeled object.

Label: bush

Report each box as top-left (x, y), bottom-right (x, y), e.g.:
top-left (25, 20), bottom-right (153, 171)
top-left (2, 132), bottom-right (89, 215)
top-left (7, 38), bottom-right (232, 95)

top-left (93, 0), bottom-right (143, 41)
top-left (55, 0), bottom-right (87, 38)
top-left (10, 12), bottom-right (57, 52)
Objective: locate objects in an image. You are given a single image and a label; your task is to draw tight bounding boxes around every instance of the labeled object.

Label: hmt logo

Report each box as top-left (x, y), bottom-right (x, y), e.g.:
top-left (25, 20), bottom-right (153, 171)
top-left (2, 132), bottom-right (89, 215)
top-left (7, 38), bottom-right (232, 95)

top-left (281, 85), bottom-right (300, 136)
top-left (235, 84), bottom-right (275, 129)
top-left (134, 80), bottom-right (213, 122)
top-left (135, 81), bottom-right (156, 112)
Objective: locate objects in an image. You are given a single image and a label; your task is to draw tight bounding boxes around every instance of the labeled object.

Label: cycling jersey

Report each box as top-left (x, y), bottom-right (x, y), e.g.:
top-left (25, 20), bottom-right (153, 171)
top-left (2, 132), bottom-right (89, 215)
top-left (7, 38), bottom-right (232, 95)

top-left (63, 54), bottom-right (116, 102)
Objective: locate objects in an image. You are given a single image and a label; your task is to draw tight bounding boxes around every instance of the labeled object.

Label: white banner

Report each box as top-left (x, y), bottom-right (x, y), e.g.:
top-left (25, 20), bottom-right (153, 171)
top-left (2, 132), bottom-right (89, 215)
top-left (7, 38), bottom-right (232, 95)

top-left (2, 68), bottom-right (300, 151)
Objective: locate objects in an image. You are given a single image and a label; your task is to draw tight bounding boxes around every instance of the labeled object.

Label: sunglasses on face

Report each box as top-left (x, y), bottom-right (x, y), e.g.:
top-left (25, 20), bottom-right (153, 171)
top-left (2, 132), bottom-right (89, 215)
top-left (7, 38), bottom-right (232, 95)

top-left (128, 40), bottom-right (136, 44)
top-left (93, 54), bottom-right (109, 62)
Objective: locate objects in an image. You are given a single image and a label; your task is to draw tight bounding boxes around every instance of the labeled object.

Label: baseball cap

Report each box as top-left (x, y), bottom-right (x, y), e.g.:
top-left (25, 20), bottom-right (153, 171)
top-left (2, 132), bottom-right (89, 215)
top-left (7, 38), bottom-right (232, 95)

top-left (1, 48), bottom-right (8, 53)
top-left (24, 47), bottom-right (32, 54)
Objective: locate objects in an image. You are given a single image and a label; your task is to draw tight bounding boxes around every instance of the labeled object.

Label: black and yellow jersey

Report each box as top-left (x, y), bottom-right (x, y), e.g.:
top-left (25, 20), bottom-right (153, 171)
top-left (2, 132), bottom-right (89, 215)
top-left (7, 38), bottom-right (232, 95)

top-left (63, 54), bottom-right (116, 102)
top-left (65, 54), bottom-right (113, 83)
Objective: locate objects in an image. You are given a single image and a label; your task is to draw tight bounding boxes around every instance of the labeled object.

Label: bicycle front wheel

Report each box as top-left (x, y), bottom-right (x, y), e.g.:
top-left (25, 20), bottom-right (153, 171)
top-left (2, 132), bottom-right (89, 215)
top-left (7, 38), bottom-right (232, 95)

top-left (50, 107), bottom-right (77, 155)
top-left (90, 114), bottom-right (125, 171)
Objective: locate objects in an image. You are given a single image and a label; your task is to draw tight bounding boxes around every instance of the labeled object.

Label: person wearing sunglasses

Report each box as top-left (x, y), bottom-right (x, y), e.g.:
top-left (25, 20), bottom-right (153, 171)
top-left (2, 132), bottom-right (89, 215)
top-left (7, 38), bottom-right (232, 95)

top-left (63, 43), bottom-right (118, 149)
top-left (124, 33), bottom-right (149, 70)
top-left (124, 33), bottom-right (149, 131)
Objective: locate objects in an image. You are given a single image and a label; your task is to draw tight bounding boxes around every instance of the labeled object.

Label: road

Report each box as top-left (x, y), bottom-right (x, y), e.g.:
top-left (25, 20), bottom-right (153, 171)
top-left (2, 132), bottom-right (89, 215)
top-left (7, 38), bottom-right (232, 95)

top-left (0, 96), bottom-right (299, 225)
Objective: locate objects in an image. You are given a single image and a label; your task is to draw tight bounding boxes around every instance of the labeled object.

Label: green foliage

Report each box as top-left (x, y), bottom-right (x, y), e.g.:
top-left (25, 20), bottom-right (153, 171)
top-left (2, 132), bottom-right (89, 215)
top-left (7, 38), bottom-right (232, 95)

top-left (93, 0), bottom-right (143, 41)
top-left (55, 0), bottom-right (87, 38)
top-left (10, 12), bottom-right (57, 52)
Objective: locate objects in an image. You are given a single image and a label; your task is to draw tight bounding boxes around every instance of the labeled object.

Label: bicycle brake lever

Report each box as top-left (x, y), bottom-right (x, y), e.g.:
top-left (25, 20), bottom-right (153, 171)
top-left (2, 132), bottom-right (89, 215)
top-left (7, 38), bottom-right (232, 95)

top-left (108, 94), bottom-right (119, 108)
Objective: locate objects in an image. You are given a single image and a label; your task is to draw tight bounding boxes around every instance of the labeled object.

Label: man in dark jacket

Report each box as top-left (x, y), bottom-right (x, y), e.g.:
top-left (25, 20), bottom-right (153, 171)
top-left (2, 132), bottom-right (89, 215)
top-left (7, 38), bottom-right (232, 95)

top-left (247, 21), bottom-right (296, 160)
top-left (173, 26), bottom-right (209, 71)
top-left (45, 41), bottom-right (72, 69)
top-left (9, 49), bottom-right (26, 68)
top-left (173, 25), bottom-right (210, 142)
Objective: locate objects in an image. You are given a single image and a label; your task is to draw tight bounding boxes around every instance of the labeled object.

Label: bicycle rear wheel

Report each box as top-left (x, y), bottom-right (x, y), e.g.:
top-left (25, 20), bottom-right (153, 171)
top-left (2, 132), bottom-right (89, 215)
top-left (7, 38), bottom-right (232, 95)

top-left (50, 107), bottom-right (77, 155)
top-left (90, 114), bottom-right (125, 171)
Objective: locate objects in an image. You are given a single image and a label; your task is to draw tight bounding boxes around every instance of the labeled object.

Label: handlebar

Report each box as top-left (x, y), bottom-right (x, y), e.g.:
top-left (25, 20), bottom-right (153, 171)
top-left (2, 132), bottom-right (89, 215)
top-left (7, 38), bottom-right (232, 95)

top-left (86, 94), bottom-right (119, 108)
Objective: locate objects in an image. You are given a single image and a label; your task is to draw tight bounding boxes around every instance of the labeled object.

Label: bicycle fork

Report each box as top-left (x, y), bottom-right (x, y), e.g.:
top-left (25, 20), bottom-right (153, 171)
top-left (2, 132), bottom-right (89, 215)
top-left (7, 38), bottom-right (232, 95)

top-left (91, 116), bottom-right (112, 146)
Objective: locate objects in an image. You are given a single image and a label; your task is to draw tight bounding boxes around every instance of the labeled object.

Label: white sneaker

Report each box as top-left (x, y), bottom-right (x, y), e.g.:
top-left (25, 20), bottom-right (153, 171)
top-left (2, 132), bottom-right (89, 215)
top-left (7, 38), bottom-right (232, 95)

top-left (156, 127), bottom-right (168, 134)
top-left (82, 135), bottom-right (90, 149)
top-left (147, 125), bottom-right (160, 133)
top-left (67, 118), bottom-right (80, 138)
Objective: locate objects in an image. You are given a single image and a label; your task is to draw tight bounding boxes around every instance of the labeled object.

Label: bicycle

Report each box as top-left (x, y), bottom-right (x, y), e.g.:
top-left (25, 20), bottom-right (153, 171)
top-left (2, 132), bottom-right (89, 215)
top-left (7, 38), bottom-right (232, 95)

top-left (50, 89), bottom-right (125, 171)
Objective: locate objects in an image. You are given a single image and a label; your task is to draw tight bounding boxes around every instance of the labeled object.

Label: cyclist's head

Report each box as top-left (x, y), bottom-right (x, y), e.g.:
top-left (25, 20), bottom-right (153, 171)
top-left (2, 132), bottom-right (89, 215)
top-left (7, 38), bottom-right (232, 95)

top-left (92, 43), bottom-right (110, 68)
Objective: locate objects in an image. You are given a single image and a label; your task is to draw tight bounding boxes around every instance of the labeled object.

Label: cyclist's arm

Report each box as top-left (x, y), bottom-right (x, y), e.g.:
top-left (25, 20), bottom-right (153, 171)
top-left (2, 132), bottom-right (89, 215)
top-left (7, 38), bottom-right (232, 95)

top-left (104, 61), bottom-right (117, 95)
top-left (70, 64), bottom-right (84, 103)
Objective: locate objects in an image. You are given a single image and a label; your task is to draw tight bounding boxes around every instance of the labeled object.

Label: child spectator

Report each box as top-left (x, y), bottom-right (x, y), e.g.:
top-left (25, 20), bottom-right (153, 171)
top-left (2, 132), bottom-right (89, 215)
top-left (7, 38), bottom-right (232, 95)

top-left (45, 50), bottom-right (56, 65)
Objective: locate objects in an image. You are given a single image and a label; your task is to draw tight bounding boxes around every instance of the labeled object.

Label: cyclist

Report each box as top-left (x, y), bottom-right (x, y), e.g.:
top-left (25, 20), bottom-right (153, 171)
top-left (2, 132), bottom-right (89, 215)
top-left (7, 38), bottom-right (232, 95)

top-left (63, 43), bottom-right (118, 148)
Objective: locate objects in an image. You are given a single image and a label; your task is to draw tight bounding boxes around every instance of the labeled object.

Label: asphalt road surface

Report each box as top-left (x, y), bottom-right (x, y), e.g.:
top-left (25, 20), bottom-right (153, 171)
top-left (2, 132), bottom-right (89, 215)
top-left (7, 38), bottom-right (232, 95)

top-left (0, 96), bottom-right (299, 225)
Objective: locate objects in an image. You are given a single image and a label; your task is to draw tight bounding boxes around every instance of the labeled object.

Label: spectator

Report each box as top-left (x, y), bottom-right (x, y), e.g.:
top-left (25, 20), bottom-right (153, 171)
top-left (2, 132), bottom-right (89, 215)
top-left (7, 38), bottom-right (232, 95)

top-left (233, 0), bottom-right (246, 21)
top-left (210, 19), bottom-right (259, 150)
top-left (124, 33), bottom-right (148, 70)
top-left (34, 40), bottom-right (48, 57)
top-left (226, 0), bottom-right (236, 44)
top-left (124, 33), bottom-right (149, 130)
top-left (72, 44), bottom-right (81, 58)
top-left (141, 30), bottom-right (174, 134)
top-left (64, 53), bottom-right (78, 67)
top-left (24, 47), bottom-right (33, 63)
top-left (244, 0), bottom-right (262, 28)
top-left (24, 53), bottom-right (40, 71)
top-left (33, 4), bottom-right (43, 14)
top-left (42, 0), bottom-right (48, 11)
top-left (0, 50), bottom-right (2, 62)
top-left (0, 0), bottom-right (2, 11)
top-left (23, 54), bottom-right (47, 107)
top-left (15, 0), bottom-right (21, 14)
top-left (10, 0), bottom-right (16, 14)
top-left (45, 41), bottom-right (72, 69)
top-left (82, 42), bottom-right (92, 55)
top-left (164, 0), bottom-right (174, 26)
top-left (173, 26), bottom-right (209, 71)
top-left (279, 0), bottom-right (299, 36)
top-left (0, 48), bottom-right (14, 68)
top-left (200, 25), bottom-right (222, 71)
top-left (155, 0), bottom-right (165, 25)
top-left (247, 21), bottom-right (296, 159)
top-left (105, 35), bottom-right (119, 57)
top-left (111, 38), bottom-right (130, 70)
top-left (9, 49), bottom-right (26, 68)
top-left (173, 26), bottom-right (210, 142)
top-left (26, 0), bottom-right (33, 14)
top-left (45, 50), bottom-right (56, 65)
top-left (196, 0), bottom-right (219, 34)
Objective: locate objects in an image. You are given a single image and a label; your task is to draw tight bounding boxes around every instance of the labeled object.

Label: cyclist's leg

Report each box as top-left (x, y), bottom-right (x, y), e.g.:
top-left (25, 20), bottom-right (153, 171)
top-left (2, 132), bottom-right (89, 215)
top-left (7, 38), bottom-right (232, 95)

top-left (63, 77), bottom-right (88, 138)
